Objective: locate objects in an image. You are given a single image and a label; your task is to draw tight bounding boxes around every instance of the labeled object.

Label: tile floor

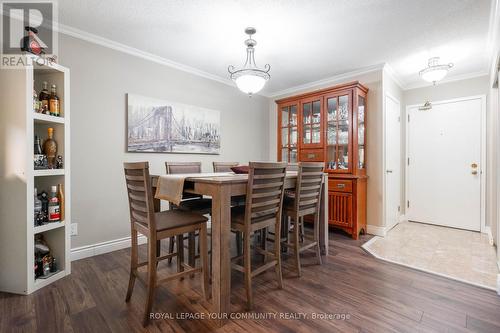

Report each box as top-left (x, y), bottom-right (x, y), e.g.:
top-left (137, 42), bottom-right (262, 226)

top-left (363, 221), bottom-right (499, 290)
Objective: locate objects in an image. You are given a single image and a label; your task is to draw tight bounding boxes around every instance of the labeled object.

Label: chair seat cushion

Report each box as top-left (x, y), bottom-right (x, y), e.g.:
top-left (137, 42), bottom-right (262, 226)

top-left (153, 210), bottom-right (208, 232)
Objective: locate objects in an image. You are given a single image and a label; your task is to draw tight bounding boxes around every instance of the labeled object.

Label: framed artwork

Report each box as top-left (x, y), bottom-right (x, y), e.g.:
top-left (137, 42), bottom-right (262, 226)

top-left (127, 94), bottom-right (221, 154)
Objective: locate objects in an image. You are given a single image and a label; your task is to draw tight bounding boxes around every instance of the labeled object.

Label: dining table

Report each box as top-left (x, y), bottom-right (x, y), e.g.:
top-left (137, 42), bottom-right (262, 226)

top-left (151, 171), bottom-right (329, 326)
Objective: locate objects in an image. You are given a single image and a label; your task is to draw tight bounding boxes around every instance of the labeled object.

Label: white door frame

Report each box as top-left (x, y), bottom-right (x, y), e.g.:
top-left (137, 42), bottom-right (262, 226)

top-left (405, 95), bottom-right (487, 232)
top-left (383, 93), bottom-right (402, 233)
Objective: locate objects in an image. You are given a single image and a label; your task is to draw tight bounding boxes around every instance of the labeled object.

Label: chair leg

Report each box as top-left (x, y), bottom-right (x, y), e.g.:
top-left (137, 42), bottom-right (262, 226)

top-left (188, 232), bottom-right (196, 278)
top-left (125, 228), bottom-right (138, 302)
top-left (143, 237), bottom-right (158, 327)
top-left (314, 214), bottom-right (323, 265)
top-left (293, 217), bottom-right (302, 277)
top-left (156, 240), bottom-right (161, 267)
top-left (299, 217), bottom-right (304, 243)
top-left (243, 231), bottom-right (253, 310)
top-left (236, 231), bottom-right (242, 256)
top-left (199, 225), bottom-right (209, 300)
top-left (261, 227), bottom-right (267, 263)
top-left (274, 221), bottom-right (283, 289)
top-left (167, 236), bottom-right (175, 264)
top-left (176, 234), bottom-right (184, 279)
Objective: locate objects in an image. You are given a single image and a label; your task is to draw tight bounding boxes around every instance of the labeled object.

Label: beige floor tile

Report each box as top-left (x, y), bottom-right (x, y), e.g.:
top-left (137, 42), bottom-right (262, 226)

top-left (363, 221), bottom-right (498, 290)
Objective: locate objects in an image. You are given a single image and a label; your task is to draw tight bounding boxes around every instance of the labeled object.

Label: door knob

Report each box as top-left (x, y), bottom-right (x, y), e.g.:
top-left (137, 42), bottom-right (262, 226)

top-left (471, 163), bottom-right (478, 168)
top-left (472, 170), bottom-right (478, 175)
top-left (386, 170), bottom-right (393, 174)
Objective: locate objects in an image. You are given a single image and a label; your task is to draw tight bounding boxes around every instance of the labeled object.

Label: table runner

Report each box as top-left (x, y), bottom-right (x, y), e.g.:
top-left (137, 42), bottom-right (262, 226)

top-left (154, 172), bottom-right (234, 205)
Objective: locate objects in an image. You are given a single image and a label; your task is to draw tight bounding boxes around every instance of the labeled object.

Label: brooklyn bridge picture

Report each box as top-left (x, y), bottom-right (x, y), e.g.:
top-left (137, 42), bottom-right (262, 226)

top-left (127, 94), bottom-right (221, 154)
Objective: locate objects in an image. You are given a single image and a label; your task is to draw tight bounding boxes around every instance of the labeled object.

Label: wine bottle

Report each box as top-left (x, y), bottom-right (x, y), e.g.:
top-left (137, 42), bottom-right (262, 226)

top-left (49, 84), bottom-right (60, 116)
top-left (39, 81), bottom-right (50, 114)
top-left (43, 128), bottom-right (57, 168)
top-left (48, 186), bottom-right (60, 222)
top-left (34, 187), bottom-right (43, 226)
top-left (34, 135), bottom-right (42, 155)
top-left (57, 184), bottom-right (64, 221)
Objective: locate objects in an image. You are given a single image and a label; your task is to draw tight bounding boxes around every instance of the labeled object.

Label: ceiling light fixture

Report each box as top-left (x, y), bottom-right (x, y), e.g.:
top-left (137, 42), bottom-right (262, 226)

top-left (228, 27), bottom-right (270, 96)
top-left (419, 57), bottom-right (453, 84)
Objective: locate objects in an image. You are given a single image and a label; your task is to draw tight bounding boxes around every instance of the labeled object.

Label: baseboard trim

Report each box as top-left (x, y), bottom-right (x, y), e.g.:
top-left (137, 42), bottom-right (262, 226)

top-left (366, 225), bottom-right (387, 237)
top-left (71, 234), bottom-right (147, 261)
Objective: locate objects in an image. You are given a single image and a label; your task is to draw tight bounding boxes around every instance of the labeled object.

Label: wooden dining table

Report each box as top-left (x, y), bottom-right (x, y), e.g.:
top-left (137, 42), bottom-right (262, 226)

top-left (151, 172), bottom-right (329, 326)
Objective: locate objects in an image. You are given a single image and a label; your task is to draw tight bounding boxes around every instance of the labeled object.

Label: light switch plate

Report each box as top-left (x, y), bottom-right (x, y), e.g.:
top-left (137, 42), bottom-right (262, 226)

top-left (71, 223), bottom-right (78, 236)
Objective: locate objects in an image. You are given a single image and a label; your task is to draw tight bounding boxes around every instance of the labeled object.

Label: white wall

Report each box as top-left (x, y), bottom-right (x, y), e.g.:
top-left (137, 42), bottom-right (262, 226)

top-left (58, 34), bottom-right (270, 249)
top-left (267, 70), bottom-right (385, 230)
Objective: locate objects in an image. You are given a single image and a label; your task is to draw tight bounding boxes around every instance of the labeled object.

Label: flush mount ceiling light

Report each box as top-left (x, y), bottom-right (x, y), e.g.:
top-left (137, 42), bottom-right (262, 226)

top-left (228, 27), bottom-right (270, 95)
top-left (419, 57), bottom-right (454, 84)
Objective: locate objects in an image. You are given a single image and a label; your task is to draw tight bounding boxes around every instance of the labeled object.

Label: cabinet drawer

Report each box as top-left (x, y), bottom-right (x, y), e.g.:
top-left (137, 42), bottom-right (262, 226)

top-left (329, 179), bottom-right (353, 193)
top-left (299, 149), bottom-right (324, 162)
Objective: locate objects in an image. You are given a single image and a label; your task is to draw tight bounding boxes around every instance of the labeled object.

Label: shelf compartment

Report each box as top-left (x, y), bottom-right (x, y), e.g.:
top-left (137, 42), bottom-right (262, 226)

top-left (33, 113), bottom-right (65, 124)
top-left (34, 169), bottom-right (65, 177)
top-left (34, 270), bottom-right (66, 290)
top-left (34, 221), bottom-right (65, 234)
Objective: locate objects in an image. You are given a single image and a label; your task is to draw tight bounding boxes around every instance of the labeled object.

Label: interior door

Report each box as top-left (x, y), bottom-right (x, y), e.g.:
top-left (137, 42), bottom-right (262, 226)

top-left (385, 95), bottom-right (401, 230)
top-left (407, 97), bottom-right (483, 231)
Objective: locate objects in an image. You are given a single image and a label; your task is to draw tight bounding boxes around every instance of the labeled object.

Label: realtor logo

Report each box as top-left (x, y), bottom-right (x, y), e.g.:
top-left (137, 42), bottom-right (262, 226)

top-left (1, 1), bottom-right (57, 68)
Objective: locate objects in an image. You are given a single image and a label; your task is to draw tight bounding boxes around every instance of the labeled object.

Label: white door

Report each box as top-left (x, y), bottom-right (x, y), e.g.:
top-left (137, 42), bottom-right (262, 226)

top-left (407, 97), bottom-right (483, 231)
top-left (385, 95), bottom-right (401, 230)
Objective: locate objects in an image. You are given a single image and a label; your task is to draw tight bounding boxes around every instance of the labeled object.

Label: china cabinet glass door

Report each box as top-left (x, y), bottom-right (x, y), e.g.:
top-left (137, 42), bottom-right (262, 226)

top-left (301, 99), bottom-right (322, 147)
top-left (326, 92), bottom-right (352, 172)
top-left (280, 104), bottom-right (298, 162)
top-left (357, 95), bottom-right (366, 169)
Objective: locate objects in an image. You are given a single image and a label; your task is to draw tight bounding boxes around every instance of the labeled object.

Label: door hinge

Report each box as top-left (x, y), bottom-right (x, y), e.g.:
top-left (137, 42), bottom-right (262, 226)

top-left (398, 116), bottom-right (401, 122)
top-left (398, 205), bottom-right (401, 212)
top-left (408, 114), bottom-right (410, 122)
top-left (407, 157), bottom-right (410, 165)
top-left (407, 201), bottom-right (410, 208)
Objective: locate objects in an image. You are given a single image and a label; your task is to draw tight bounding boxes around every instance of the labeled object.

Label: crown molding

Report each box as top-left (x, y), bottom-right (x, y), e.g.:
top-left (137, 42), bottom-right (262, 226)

top-left (403, 71), bottom-right (489, 90)
top-left (55, 23), bottom-right (237, 89)
top-left (383, 63), bottom-right (405, 90)
top-left (267, 63), bottom-right (385, 98)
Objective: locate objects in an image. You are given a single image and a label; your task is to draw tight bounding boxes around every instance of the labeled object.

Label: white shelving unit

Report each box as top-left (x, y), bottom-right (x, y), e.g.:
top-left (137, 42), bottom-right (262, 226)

top-left (0, 55), bottom-right (71, 294)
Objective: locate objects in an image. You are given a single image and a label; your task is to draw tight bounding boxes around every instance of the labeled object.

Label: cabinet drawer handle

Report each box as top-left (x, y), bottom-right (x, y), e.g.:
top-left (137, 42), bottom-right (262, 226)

top-left (307, 153), bottom-right (315, 159)
top-left (337, 184), bottom-right (345, 189)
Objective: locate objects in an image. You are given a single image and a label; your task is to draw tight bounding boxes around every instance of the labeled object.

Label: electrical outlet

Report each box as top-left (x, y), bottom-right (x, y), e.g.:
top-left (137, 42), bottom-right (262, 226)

top-left (70, 223), bottom-right (78, 236)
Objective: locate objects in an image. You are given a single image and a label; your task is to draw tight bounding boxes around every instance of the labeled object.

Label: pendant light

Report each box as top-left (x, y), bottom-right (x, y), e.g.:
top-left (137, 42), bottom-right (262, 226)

top-left (419, 57), bottom-right (453, 85)
top-left (228, 27), bottom-right (270, 95)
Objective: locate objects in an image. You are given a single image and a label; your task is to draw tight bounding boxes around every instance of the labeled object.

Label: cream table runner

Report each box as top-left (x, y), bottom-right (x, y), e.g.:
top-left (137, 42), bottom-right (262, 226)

top-left (154, 172), bottom-right (234, 205)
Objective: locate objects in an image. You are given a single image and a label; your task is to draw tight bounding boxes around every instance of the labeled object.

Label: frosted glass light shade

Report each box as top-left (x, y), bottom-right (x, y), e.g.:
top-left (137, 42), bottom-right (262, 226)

top-left (235, 74), bottom-right (267, 95)
top-left (421, 68), bottom-right (448, 83)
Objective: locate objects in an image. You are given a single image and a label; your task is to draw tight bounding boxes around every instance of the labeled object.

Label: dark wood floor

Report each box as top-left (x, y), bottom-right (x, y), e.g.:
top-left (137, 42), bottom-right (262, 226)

top-left (2, 230), bottom-right (500, 333)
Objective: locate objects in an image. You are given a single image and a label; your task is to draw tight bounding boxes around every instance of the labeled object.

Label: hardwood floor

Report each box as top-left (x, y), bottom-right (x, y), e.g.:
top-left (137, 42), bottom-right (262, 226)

top-left (2, 230), bottom-right (500, 332)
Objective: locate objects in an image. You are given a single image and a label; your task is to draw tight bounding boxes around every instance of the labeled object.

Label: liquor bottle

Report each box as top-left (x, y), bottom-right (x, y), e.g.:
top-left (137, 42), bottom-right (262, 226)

top-left (39, 190), bottom-right (49, 222)
top-left (33, 89), bottom-right (41, 113)
top-left (49, 84), bottom-right (60, 116)
top-left (34, 187), bottom-right (43, 226)
top-left (57, 184), bottom-right (65, 221)
top-left (39, 81), bottom-right (50, 114)
top-left (34, 135), bottom-right (42, 155)
top-left (43, 128), bottom-right (57, 168)
top-left (48, 186), bottom-right (60, 222)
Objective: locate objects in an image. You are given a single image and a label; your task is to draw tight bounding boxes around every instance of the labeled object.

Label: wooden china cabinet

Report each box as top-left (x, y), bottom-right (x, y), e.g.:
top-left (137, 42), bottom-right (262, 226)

top-left (277, 81), bottom-right (368, 239)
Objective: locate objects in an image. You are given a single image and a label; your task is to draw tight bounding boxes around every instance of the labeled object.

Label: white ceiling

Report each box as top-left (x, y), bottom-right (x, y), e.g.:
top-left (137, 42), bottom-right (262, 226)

top-left (57, 0), bottom-right (494, 95)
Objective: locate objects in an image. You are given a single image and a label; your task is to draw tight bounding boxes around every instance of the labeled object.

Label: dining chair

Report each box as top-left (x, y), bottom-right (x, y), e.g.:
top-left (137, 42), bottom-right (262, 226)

top-left (123, 162), bottom-right (209, 326)
top-left (230, 161), bottom-right (287, 310)
top-left (165, 161), bottom-right (211, 267)
top-left (281, 162), bottom-right (324, 277)
top-left (213, 161), bottom-right (239, 172)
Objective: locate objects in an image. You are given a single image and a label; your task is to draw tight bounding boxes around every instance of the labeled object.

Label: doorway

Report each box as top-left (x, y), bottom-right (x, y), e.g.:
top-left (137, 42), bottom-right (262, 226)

top-left (406, 96), bottom-right (486, 231)
top-left (385, 94), bottom-right (402, 231)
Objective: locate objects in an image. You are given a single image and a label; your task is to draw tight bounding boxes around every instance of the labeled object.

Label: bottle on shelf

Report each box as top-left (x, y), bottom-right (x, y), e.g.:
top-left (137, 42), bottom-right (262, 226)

top-left (33, 89), bottom-right (41, 113)
top-left (57, 184), bottom-right (64, 221)
top-left (39, 81), bottom-right (50, 114)
top-left (43, 128), bottom-right (57, 168)
top-left (39, 190), bottom-right (49, 222)
top-left (48, 185), bottom-right (60, 222)
top-left (34, 187), bottom-right (43, 226)
top-left (49, 84), bottom-right (60, 117)
top-left (34, 135), bottom-right (43, 155)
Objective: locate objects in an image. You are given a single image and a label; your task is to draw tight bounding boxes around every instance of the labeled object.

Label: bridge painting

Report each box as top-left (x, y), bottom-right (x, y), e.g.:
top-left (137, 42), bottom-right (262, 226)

top-left (127, 94), bottom-right (220, 154)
